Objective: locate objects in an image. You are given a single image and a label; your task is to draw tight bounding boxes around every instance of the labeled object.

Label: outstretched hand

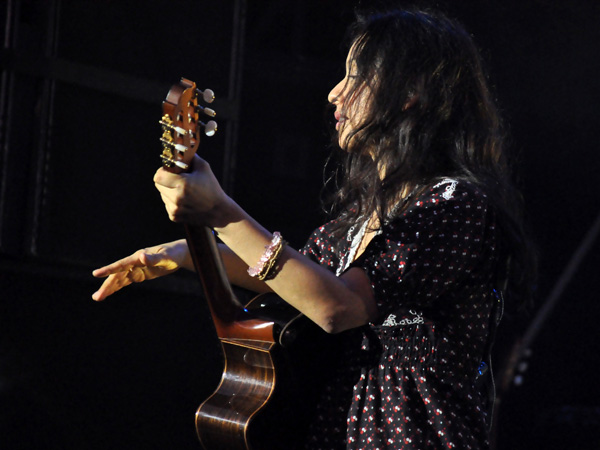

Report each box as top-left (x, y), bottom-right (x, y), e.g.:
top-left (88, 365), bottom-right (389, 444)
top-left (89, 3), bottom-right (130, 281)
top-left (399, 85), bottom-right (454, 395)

top-left (91, 240), bottom-right (190, 301)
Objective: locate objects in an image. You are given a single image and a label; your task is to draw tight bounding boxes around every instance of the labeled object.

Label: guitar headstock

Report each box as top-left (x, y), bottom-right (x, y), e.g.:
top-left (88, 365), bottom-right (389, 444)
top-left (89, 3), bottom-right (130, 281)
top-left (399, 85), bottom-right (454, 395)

top-left (159, 78), bottom-right (217, 173)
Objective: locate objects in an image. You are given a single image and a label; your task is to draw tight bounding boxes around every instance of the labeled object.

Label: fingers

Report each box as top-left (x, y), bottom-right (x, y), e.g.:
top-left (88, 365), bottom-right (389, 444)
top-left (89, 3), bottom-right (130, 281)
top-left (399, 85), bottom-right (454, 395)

top-left (154, 167), bottom-right (185, 189)
top-left (139, 250), bottom-right (176, 270)
top-left (191, 154), bottom-right (209, 171)
top-left (91, 251), bottom-right (145, 301)
top-left (92, 252), bottom-right (142, 278)
top-left (153, 155), bottom-right (209, 189)
top-left (154, 170), bottom-right (183, 222)
top-left (92, 271), bottom-right (132, 301)
top-left (92, 265), bottom-right (149, 301)
top-left (91, 245), bottom-right (182, 301)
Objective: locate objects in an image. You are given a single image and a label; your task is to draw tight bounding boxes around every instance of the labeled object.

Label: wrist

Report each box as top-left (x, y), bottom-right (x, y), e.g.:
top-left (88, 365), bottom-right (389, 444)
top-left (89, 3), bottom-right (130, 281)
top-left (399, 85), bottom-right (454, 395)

top-left (209, 195), bottom-right (241, 231)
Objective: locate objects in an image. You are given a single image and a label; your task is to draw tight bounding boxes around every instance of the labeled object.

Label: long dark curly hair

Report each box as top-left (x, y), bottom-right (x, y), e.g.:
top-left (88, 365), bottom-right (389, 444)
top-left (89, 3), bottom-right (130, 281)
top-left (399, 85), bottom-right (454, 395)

top-left (327, 7), bottom-right (536, 308)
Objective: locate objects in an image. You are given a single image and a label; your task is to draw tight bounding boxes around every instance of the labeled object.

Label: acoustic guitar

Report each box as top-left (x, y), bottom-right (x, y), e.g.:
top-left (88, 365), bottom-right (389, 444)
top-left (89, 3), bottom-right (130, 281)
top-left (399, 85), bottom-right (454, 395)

top-left (159, 78), bottom-right (333, 450)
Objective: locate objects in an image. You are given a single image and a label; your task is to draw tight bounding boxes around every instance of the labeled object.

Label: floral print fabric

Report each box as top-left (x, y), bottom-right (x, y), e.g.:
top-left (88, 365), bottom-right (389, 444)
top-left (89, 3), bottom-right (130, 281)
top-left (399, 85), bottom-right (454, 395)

top-left (301, 179), bottom-right (499, 449)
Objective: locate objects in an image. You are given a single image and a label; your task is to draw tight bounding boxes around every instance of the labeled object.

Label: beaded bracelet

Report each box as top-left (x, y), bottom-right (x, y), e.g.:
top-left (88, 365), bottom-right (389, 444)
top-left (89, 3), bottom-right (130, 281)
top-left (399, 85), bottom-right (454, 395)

top-left (247, 232), bottom-right (286, 281)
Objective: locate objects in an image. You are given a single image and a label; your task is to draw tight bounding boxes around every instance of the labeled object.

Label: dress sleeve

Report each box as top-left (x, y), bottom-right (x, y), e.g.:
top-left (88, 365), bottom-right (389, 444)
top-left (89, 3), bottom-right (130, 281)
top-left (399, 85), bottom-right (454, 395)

top-left (300, 221), bottom-right (342, 273)
top-left (351, 180), bottom-right (497, 321)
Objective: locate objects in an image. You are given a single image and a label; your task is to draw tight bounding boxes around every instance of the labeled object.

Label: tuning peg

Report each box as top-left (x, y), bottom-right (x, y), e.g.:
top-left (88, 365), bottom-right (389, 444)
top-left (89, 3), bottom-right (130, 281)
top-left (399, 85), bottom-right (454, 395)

top-left (197, 88), bottom-right (215, 104)
top-left (161, 155), bottom-right (189, 171)
top-left (159, 118), bottom-right (192, 137)
top-left (202, 120), bottom-right (217, 137)
top-left (197, 105), bottom-right (216, 118)
top-left (160, 138), bottom-right (188, 154)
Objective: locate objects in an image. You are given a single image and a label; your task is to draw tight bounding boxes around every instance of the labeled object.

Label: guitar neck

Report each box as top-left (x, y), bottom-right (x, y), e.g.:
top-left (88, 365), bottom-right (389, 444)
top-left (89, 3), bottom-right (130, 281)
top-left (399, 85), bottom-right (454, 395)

top-left (161, 78), bottom-right (275, 344)
top-left (185, 224), bottom-right (277, 343)
top-left (185, 224), bottom-right (244, 323)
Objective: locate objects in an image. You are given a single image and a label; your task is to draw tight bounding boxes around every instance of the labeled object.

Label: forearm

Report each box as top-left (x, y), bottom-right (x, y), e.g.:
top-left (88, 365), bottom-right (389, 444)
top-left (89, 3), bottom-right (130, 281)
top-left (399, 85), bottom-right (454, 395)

top-left (178, 237), bottom-right (272, 294)
top-left (153, 158), bottom-right (376, 332)
top-left (212, 198), bottom-right (377, 333)
top-left (218, 243), bottom-right (274, 294)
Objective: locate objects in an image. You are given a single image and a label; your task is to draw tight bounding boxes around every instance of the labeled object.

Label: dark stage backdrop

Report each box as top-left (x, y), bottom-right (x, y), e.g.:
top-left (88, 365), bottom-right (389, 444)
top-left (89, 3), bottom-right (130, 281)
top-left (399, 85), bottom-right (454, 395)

top-left (1, 1), bottom-right (599, 449)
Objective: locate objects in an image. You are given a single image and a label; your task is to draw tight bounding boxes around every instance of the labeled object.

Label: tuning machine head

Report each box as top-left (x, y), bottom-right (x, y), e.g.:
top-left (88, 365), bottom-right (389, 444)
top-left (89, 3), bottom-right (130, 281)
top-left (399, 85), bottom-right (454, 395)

top-left (200, 106), bottom-right (216, 118)
top-left (202, 120), bottom-right (217, 137)
top-left (194, 88), bottom-right (217, 136)
top-left (198, 88), bottom-right (215, 104)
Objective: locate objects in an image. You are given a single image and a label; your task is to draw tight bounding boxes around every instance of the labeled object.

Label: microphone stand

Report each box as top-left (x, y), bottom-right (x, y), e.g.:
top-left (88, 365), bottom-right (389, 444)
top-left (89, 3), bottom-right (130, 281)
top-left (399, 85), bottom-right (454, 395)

top-left (490, 210), bottom-right (600, 450)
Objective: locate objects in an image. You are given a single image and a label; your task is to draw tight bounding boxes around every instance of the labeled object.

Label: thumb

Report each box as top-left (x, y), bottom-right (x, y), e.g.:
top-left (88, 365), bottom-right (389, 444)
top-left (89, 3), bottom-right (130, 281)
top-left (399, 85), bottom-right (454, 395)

top-left (139, 251), bottom-right (162, 267)
top-left (140, 248), bottom-right (180, 271)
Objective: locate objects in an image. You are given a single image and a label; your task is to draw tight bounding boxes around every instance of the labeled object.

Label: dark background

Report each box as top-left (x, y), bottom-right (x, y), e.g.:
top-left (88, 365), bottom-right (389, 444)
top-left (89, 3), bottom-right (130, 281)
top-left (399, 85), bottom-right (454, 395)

top-left (1, 0), bottom-right (599, 449)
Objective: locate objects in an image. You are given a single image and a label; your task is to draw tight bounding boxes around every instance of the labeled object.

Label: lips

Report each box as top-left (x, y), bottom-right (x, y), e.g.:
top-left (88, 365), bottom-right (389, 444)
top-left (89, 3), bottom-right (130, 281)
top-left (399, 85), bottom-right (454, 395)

top-left (334, 111), bottom-right (346, 130)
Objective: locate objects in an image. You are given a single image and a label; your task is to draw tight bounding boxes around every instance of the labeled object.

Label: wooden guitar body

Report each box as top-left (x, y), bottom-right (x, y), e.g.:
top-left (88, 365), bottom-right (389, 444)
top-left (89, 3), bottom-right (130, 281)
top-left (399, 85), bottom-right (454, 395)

top-left (196, 292), bottom-right (334, 450)
top-left (197, 338), bottom-right (277, 450)
top-left (160, 79), bottom-right (333, 450)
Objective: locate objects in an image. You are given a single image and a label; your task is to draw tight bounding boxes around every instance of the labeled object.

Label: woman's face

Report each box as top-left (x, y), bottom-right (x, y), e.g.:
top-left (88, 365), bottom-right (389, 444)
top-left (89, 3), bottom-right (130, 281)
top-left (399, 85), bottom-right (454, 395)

top-left (328, 45), bottom-right (372, 150)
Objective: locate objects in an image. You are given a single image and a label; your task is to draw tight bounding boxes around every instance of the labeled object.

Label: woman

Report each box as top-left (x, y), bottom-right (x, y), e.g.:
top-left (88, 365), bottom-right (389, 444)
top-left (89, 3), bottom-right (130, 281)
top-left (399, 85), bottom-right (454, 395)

top-left (93, 7), bottom-right (534, 449)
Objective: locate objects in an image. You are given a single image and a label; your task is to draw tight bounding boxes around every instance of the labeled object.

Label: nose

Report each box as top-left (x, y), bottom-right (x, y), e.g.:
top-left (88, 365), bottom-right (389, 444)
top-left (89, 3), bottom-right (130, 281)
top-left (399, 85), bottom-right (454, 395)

top-left (328, 79), bottom-right (345, 105)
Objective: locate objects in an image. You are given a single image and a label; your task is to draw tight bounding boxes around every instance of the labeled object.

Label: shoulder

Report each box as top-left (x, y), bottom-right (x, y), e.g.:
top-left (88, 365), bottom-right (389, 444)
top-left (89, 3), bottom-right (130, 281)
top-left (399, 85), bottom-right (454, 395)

top-left (300, 218), bottom-right (343, 268)
top-left (416, 177), bottom-right (489, 209)
top-left (397, 178), bottom-right (492, 221)
top-left (303, 218), bottom-right (340, 245)
top-left (383, 178), bottom-right (496, 244)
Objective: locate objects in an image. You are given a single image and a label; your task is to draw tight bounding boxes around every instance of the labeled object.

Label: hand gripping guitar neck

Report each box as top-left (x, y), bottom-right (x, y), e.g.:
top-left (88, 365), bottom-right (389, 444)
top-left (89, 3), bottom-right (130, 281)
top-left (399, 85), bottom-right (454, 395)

top-left (160, 79), bottom-right (327, 450)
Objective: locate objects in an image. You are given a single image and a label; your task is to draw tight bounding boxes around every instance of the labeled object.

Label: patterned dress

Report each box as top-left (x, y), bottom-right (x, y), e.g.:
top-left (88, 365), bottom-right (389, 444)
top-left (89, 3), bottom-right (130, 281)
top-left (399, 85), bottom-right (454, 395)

top-left (300, 179), bottom-right (500, 450)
